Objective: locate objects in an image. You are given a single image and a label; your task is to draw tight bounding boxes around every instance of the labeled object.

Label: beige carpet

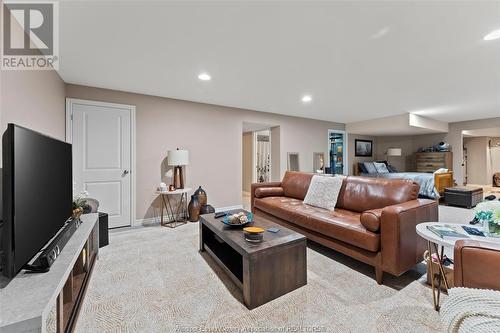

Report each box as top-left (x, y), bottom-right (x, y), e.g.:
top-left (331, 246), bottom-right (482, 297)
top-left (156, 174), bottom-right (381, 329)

top-left (68, 223), bottom-right (444, 333)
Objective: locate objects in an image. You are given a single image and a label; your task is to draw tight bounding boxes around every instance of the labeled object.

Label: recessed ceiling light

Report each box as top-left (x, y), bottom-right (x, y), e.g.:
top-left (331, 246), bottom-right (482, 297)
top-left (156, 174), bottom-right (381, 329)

top-left (302, 95), bottom-right (312, 103)
top-left (198, 73), bottom-right (211, 81)
top-left (483, 29), bottom-right (500, 41)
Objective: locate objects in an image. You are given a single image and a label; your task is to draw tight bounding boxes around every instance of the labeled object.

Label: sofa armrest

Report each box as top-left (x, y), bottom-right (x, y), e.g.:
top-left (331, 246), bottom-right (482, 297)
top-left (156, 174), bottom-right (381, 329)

top-left (454, 239), bottom-right (500, 291)
top-left (250, 181), bottom-right (282, 213)
top-left (380, 199), bottom-right (438, 276)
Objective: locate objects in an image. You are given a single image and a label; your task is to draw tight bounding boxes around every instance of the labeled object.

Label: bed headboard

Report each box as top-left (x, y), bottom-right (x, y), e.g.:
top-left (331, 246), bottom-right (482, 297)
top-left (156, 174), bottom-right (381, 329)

top-left (353, 163), bottom-right (361, 176)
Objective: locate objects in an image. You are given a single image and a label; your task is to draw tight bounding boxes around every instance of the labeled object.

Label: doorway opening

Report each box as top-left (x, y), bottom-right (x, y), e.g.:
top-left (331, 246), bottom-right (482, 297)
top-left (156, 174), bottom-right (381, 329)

top-left (242, 122), bottom-right (279, 209)
top-left (462, 127), bottom-right (500, 196)
top-left (328, 130), bottom-right (347, 175)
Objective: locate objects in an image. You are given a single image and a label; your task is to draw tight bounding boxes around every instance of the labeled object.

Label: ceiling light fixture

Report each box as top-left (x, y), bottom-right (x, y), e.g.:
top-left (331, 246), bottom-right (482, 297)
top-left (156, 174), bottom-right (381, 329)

top-left (302, 95), bottom-right (312, 103)
top-left (198, 73), bottom-right (211, 81)
top-left (483, 29), bottom-right (500, 41)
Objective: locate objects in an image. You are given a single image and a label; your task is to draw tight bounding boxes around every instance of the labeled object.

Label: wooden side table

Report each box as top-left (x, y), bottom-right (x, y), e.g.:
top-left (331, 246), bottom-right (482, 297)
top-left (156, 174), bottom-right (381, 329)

top-left (157, 188), bottom-right (191, 228)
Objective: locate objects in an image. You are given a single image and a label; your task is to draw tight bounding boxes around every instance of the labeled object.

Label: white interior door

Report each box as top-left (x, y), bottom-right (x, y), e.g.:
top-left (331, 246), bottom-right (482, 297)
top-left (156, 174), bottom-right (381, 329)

top-left (68, 99), bottom-right (135, 228)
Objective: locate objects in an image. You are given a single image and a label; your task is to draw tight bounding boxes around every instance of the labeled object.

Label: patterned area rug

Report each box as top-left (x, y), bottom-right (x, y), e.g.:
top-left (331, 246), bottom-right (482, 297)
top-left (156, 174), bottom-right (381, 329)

top-left (72, 223), bottom-right (442, 332)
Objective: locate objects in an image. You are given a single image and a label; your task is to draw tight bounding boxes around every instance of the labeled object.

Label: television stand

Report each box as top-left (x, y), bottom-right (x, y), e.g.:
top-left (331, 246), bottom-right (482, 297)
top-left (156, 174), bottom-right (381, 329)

top-left (0, 213), bottom-right (99, 333)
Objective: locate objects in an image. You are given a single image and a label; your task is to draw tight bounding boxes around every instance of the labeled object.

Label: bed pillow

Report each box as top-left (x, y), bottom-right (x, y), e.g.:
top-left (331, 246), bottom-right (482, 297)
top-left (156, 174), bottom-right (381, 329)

top-left (387, 164), bottom-right (398, 173)
top-left (363, 162), bottom-right (377, 174)
top-left (303, 175), bottom-right (343, 211)
top-left (373, 162), bottom-right (389, 174)
top-left (358, 163), bottom-right (368, 174)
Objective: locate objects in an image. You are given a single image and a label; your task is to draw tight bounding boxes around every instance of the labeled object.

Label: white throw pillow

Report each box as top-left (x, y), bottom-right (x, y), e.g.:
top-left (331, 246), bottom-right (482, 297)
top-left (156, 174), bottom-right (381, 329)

top-left (373, 162), bottom-right (389, 174)
top-left (303, 175), bottom-right (343, 211)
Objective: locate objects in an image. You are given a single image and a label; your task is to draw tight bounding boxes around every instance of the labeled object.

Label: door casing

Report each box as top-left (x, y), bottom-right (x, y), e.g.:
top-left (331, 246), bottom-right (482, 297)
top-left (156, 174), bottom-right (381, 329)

top-left (66, 98), bottom-right (136, 227)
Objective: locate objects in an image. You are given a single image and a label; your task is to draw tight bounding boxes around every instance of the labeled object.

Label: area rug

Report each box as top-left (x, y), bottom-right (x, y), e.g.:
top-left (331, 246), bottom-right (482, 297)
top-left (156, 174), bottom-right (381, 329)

top-left (71, 223), bottom-right (443, 332)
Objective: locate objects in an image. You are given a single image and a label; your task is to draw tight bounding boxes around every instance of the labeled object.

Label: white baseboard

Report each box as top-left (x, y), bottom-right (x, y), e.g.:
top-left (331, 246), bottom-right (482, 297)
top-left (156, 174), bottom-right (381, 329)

top-left (134, 205), bottom-right (244, 226)
top-left (214, 205), bottom-right (243, 212)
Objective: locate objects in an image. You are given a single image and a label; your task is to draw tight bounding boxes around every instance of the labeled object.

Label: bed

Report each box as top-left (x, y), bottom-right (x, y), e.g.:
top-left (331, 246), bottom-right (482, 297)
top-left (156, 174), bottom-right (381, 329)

top-left (353, 162), bottom-right (454, 199)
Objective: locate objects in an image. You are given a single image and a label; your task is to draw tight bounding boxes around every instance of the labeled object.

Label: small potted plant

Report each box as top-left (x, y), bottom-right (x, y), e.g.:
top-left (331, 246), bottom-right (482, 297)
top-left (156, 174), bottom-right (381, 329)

top-left (474, 201), bottom-right (500, 236)
top-left (73, 187), bottom-right (89, 220)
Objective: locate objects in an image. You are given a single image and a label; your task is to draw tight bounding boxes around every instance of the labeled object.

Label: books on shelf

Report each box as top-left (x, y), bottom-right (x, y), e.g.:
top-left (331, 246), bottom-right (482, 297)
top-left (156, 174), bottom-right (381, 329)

top-left (427, 224), bottom-right (469, 240)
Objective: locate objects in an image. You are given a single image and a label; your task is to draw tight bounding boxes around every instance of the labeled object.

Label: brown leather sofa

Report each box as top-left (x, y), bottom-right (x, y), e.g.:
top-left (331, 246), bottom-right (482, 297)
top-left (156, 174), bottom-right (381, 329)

top-left (251, 171), bottom-right (438, 284)
top-left (454, 239), bottom-right (500, 290)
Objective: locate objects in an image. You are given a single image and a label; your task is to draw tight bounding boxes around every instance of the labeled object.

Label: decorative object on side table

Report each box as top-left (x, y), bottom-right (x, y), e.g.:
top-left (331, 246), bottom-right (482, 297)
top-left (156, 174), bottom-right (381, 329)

top-left (168, 148), bottom-right (189, 189)
top-left (188, 194), bottom-right (201, 222)
top-left (474, 201), bottom-right (500, 236)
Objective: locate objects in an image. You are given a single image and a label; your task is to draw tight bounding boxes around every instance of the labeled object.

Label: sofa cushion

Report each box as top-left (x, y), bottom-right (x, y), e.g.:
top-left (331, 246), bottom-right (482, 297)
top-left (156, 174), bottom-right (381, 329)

top-left (254, 197), bottom-right (380, 252)
top-left (336, 176), bottom-right (419, 213)
top-left (281, 171), bottom-right (314, 200)
top-left (254, 187), bottom-right (284, 198)
top-left (360, 208), bottom-right (383, 232)
top-left (303, 175), bottom-right (343, 211)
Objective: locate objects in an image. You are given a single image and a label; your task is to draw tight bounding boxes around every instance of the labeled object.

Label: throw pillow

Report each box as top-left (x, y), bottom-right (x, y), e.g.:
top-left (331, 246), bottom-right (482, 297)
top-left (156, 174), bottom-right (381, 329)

top-left (373, 162), bottom-right (389, 174)
top-left (363, 162), bottom-right (377, 174)
top-left (303, 175), bottom-right (343, 211)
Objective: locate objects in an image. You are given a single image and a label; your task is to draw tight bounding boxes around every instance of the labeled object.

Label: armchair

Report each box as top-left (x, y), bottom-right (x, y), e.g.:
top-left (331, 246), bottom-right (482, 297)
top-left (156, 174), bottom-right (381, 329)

top-left (454, 239), bottom-right (500, 291)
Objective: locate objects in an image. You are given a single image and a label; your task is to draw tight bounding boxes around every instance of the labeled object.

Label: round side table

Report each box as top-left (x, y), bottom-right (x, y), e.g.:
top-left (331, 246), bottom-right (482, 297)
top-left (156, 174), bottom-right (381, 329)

top-left (416, 222), bottom-right (500, 311)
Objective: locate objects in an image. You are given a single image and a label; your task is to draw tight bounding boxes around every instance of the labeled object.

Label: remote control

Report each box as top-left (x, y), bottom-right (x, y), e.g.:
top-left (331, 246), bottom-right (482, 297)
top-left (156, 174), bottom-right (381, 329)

top-left (214, 211), bottom-right (227, 218)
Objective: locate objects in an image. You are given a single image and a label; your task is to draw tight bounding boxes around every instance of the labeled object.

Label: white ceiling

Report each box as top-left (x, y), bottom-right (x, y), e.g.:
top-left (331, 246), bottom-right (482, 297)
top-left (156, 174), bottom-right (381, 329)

top-left (58, 1), bottom-right (500, 124)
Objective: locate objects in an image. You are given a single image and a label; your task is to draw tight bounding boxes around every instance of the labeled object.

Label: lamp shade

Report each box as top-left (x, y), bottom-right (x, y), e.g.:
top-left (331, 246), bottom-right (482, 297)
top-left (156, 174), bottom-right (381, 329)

top-left (168, 149), bottom-right (189, 166)
top-left (386, 148), bottom-right (402, 157)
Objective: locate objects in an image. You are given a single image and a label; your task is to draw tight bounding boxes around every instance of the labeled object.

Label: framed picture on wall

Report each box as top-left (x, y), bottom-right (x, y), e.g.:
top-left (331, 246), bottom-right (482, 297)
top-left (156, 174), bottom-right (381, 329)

top-left (355, 139), bottom-right (373, 157)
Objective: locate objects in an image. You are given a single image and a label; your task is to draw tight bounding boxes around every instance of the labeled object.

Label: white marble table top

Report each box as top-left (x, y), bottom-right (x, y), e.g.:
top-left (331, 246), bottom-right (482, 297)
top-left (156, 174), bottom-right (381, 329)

top-left (416, 222), bottom-right (500, 249)
top-left (156, 187), bottom-right (192, 195)
top-left (0, 213), bottom-right (98, 333)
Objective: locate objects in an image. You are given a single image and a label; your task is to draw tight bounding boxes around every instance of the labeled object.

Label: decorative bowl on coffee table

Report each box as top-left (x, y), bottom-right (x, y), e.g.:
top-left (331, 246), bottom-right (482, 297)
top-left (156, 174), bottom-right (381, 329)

top-left (221, 211), bottom-right (253, 227)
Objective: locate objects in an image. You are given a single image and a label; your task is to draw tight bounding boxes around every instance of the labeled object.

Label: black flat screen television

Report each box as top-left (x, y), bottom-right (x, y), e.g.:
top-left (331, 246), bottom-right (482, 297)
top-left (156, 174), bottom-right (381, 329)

top-left (1, 124), bottom-right (72, 278)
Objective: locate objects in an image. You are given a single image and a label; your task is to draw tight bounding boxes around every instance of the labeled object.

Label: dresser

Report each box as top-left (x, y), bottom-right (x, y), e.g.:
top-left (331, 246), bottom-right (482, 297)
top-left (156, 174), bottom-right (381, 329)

top-left (415, 152), bottom-right (453, 173)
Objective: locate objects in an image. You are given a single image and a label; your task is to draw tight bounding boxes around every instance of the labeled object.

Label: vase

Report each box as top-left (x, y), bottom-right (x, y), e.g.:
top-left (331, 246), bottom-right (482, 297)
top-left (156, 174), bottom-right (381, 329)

top-left (188, 195), bottom-right (201, 222)
top-left (200, 204), bottom-right (215, 215)
top-left (194, 186), bottom-right (207, 206)
top-left (489, 220), bottom-right (500, 236)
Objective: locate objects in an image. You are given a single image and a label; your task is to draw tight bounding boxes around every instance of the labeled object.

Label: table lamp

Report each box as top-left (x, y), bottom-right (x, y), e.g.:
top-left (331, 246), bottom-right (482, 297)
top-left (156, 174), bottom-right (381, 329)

top-left (168, 148), bottom-right (189, 189)
top-left (386, 148), bottom-right (402, 166)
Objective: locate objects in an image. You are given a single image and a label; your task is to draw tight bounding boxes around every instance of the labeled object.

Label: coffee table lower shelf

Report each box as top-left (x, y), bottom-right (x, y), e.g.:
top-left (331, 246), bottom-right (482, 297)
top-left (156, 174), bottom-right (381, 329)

top-left (200, 219), bottom-right (307, 310)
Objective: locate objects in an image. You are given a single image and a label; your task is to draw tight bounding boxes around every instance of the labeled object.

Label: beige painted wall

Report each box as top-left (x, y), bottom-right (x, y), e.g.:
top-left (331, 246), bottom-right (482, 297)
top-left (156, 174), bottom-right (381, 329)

top-left (242, 132), bottom-right (253, 192)
top-left (65, 84), bottom-right (344, 220)
top-left (0, 6), bottom-right (66, 163)
top-left (1, 70), bottom-right (66, 142)
top-left (448, 118), bottom-right (500, 185)
top-left (374, 133), bottom-right (447, 172)
top-left (270, 126), bottom-right (280, 181)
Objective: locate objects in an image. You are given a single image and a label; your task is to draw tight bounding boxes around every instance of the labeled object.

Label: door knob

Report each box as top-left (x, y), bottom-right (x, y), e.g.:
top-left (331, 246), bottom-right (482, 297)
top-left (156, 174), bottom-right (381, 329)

top-left (123, 170), bottom-right (129, 175)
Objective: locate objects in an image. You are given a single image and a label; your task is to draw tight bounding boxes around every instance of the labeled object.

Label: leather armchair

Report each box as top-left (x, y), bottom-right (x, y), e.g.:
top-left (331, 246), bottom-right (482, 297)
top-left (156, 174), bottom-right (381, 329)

top-left (454, 239), bottom-right (500, 291)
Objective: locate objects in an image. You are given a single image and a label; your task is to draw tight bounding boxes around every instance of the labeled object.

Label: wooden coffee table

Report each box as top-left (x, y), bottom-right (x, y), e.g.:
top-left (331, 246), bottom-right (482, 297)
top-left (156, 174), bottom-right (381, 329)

top-left (199, 211), bottom-right (307, 309)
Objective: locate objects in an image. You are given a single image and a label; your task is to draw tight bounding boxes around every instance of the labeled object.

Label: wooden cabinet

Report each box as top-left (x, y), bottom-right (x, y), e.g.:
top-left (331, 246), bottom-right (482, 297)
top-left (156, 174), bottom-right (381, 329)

top-left (415, 152), bottom-right (453, 173)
